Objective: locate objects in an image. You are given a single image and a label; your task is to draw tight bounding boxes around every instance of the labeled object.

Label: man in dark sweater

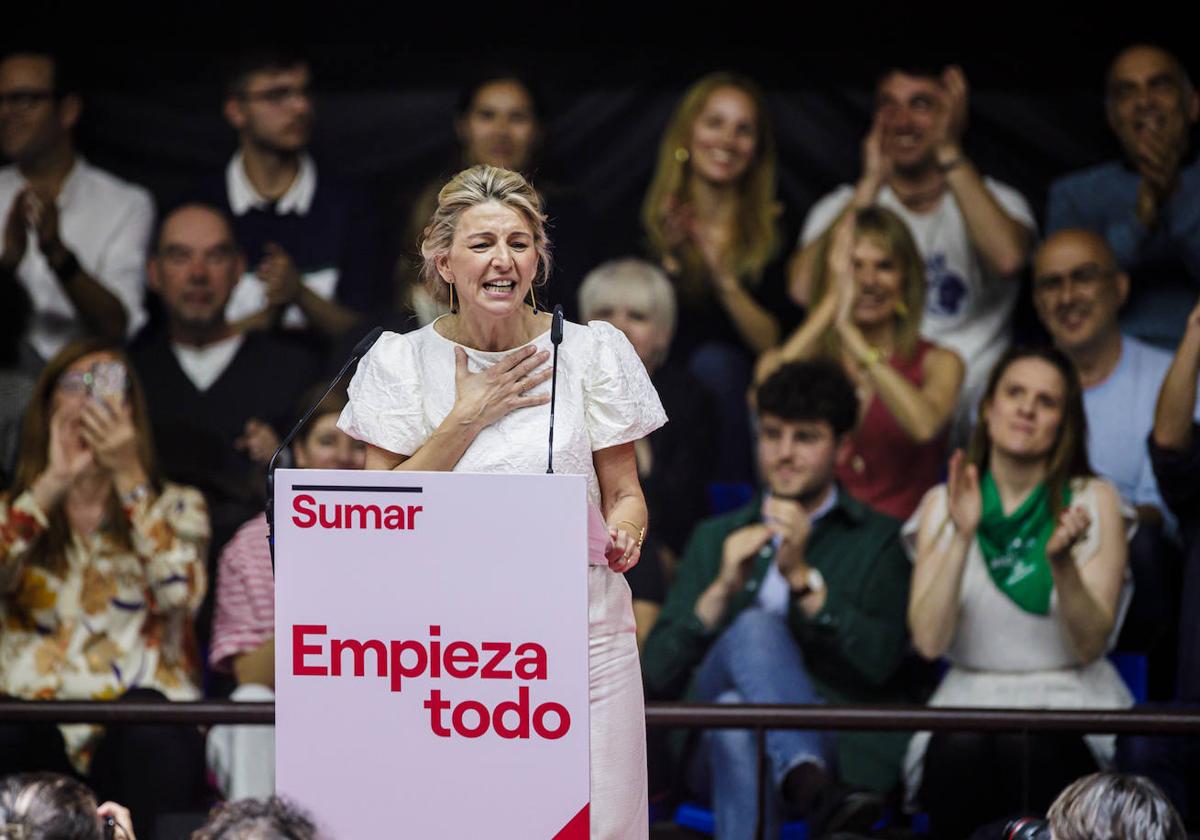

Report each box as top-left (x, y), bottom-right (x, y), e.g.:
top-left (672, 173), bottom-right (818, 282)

top-left (642, 360), bottom-right (911, 838)
top-left (129, 204), bottom-right (318, 641)
top-left (194, 48), bottom-right (383, 346)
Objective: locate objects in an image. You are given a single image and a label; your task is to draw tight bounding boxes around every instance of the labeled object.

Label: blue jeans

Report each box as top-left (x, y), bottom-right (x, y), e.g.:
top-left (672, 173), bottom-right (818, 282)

top-left (688, 608), bottom-right (832, 840)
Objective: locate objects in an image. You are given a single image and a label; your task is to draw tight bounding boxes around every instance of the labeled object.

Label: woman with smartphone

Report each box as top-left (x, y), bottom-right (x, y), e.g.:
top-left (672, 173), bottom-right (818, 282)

top-left (0, 340), bottom-right (208, 840)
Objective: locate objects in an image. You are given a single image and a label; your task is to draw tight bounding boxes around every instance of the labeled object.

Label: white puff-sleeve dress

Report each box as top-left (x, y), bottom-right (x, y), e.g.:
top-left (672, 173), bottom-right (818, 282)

top-left (339, 318), bottom-right (667, 840)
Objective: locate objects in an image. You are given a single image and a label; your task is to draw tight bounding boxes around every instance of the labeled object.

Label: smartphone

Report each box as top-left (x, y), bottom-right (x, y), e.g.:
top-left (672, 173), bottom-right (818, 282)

top-left (89, 361), bottom-right (128, 405)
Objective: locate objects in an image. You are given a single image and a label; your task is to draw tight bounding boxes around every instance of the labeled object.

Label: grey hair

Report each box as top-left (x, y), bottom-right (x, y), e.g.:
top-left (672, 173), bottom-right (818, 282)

top-left (1047, 772), bottom-right (1185, 840)
top-left (417, 164), bottom-right (552, 307)
top-left (0, 774), bottom-right (104, 840)
top-left (577, 258), bottom-right (677, 337)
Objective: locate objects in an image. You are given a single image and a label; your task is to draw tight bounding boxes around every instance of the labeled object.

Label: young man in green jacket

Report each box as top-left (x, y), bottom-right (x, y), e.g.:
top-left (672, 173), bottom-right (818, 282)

top-left (642, 360), bottom-right (913, 838)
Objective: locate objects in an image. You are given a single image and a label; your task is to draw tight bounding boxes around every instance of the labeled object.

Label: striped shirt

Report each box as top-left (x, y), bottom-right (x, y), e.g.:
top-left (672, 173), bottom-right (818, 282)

top-left (209, 513), bottom-right (274, 672)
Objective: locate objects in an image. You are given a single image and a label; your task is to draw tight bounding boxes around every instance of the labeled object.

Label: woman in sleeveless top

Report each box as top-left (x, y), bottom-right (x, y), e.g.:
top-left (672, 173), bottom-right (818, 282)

top-left (757, 206), bottom-right (964, 519)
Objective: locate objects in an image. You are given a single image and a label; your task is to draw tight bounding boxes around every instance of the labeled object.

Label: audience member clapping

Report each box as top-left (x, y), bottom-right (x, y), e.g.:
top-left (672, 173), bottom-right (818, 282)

top-left (0, 50), bottom-right (152, 362)
top-left (904, 347), bottom-right (1134, 839)
top-left (0, 342), bottom-right (208, 839)
top-left (191, 797), bottom-right (316, 840)
top-left (0, 773), bottom-right (136, 840)
top-left (642, 72), bottom-right (801, 481)
top-left (206, 384), bottom-right (364, 801)
top-left (578, 258), bottom-right (718, 643)
top-left (1047, 45), bottom-right (1199, 349)
top-left (759, 207), bottom-right (964, 520)
top-left (792, 64), bottom-right (1035, 445)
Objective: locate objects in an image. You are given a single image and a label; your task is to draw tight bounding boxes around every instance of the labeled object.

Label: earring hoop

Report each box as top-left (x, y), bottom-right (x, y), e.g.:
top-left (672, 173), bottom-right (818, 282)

top-left (674, 146), bottom-right (689, 163)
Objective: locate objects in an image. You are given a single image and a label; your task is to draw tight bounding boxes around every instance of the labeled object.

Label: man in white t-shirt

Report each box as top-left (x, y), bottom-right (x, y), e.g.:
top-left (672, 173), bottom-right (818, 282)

top-left (791, 65), bottom-right (1036, 443)
top-left (0, 50), bottom-right (151, 364)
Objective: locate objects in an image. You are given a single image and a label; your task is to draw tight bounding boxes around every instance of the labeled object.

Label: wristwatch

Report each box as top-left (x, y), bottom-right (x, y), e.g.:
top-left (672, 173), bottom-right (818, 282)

top-left (794, 567), bottom-right (826, 599)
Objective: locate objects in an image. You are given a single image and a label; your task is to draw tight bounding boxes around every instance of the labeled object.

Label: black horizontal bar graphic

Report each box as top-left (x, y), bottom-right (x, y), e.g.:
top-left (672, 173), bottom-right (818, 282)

top-left (291, 485), bottom-right (423, 493)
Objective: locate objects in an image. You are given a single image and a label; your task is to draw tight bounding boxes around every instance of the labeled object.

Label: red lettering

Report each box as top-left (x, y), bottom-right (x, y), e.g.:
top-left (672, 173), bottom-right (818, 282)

top-left (345, 504), bottom-right (382, 529)
top-left (291, 495), bottom-right (317, 528)
top-left (331, 638), bottom-right (387, 677)
top-left (429, 625), bottom-right (441, 678)
top-left (443, 641), bottom-right (478, 678)
top-left (389, 639), bottom-right (428, 693)
top-left (424, 689), bottom-right (451, 737)
top-left (532, 701), bottom-right (570, 740)
top-left (480, 642), bottom-right (512, 679)
top-left (514, 642), bottom-right (548, 680)
top-left (493, 686), bottom-right (531, 739)
top-left (407, 505), bottom-right (423, 527)
top-left (318, 504), bottom-right (341, 528)
top-left (292, 624), bottom-right (327, 676)
top-left (452, 700), bottom-right (490, 738)
top-left (383, 505), bottom-right (405, 529)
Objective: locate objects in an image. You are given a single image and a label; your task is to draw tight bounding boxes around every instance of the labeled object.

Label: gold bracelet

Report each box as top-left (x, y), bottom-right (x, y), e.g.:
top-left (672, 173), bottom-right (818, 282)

top-left (860, 345), bottom-right (883, 369)
top-left (616, 519), bottom-right (646, 547)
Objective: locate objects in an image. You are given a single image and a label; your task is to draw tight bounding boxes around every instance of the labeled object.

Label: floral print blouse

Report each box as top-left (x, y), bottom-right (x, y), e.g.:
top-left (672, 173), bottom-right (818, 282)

top-left (0, 483), bottom-right (208, 771)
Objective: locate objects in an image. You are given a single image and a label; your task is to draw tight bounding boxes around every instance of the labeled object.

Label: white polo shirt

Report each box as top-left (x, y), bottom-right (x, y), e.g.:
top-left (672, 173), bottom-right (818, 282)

top-left (0, 157), bottom-right (152, 362)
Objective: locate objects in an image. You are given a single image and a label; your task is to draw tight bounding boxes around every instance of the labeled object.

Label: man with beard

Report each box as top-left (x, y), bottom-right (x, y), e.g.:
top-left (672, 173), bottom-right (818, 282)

top-left (129, 204), bottom-right (318, 644)
top-left (1048, 45), bottom-right (1200, 350)
top-left (195, 48), bottom-right (382, 345)
top-left (790, 65), bottom-right (1036, 445)
top-left (0, 50), bottom-right (151, 364)
top-left (642, 360), bottom-right (911, 839)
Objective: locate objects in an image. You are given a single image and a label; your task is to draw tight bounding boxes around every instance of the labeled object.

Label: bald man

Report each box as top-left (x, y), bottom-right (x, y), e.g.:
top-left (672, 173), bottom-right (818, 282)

top-left (1047, 44), bottom-right (1200, 349)
top-left (1034, 229), bottom-right (1200, 669)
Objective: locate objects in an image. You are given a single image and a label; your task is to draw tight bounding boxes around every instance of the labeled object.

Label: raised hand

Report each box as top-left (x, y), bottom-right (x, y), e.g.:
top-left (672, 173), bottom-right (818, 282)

top-left (933, 66), bottom-right (970, 162)
top-left (718, 523), bottom-right (773, 592)
top-left (258, 242), bottom-right (303, 307)
top-left (1047, 505), bottom-right (1092, 563)
top-left (79, 397), bottom-right (142, 478)
top-left (452, 344), bottom-right (552, 430)
top-left (1134, 127), bottom-right (1184, 226)
top-left (47, 406), bottom-right (94, 484)
top-left (97, 800), bottom-right (137, 840)
top-left (862, 111), bottom-right (892, 184)
top-left (24, 188), bottom-right (63, 256)
top-left (827, 213), bottom-right (858, 327)
top-left (946, 449), bottom-right (982, 538)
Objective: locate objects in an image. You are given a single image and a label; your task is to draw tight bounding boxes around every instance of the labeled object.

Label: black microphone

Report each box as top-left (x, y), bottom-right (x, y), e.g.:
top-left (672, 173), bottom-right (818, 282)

top-left (266, 326), bottom-right (384, 567)
top-left (546, 305), bottom-right (565, 473)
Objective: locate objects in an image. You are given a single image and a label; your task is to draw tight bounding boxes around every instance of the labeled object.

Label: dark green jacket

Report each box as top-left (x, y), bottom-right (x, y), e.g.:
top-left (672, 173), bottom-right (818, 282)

top-left (642, 489), bottom-right (913, 792)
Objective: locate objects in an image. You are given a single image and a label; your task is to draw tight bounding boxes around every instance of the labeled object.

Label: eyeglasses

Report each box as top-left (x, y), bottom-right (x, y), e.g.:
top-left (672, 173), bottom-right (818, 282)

top-left (0, 89), bottom-right (55, 112)
top-left (1032, 263), bottom-right (1115, 296)
top-left (237, 85), bottom-right (311, 106)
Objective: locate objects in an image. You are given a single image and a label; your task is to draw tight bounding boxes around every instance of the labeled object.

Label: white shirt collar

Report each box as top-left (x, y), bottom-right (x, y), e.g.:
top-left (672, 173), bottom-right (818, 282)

top-left (225, 150), bottom-right (316, 216)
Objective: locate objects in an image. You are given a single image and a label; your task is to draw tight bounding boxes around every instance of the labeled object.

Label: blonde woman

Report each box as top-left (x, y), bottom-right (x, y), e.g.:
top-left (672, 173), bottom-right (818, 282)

top-left (643, 72), bottom-right (799, 480)
top-left (340, 165), bottom-right (666, 839)
top-left (757, 208), bottom-right (964, 519)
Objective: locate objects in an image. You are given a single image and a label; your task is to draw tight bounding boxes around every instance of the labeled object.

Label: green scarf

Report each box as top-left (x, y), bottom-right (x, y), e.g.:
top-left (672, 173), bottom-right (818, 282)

top-left (976, 472), bottom-right (1071, 615)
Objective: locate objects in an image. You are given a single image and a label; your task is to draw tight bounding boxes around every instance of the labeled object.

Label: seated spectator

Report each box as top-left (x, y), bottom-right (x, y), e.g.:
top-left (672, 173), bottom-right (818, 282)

top-left (1047, 45), bottom-right (1200, 350)
top-left (758, 208), bottom-right (964, 520)
top-left (791, 64), bottom-right (1035, 445)
top-left (904, 346), bottom-right (1134, 840)
top-left (1048, 772), bottom-right (1186, 840)
top-left (0, 341), bottom-right (208, 839)
top-left (642, 72), bottom-right (802, 482)
top-left (1033, 229), bottom-right (1194, 670)
top-left (191, 796), bottom-right (316, 840)
top-left (128, 204), bottom-right (319, 639)
top-left (577, 258), bottom-right (718, 642)
top-left (0, 773), bottom-right (135, 840)
top-left (195, 48), bottom-right (382, 342)
top-left (396, 70), bottom-right (595, 326)
top-left (0, 50), bottom-right (152, 363)
top-left (642, 360), bottom-right (912, 839)
top-left (206, 384), bottom-right (364, 802)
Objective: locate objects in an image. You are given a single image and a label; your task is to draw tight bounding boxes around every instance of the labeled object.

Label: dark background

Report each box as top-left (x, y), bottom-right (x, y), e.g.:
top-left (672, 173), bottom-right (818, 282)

top-left (5, 5), bottom-right (1195, 289)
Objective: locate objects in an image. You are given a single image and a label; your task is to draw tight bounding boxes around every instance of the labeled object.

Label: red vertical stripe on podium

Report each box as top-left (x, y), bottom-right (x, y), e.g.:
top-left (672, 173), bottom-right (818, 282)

top-left (551, 804), bottom-right (589, 839)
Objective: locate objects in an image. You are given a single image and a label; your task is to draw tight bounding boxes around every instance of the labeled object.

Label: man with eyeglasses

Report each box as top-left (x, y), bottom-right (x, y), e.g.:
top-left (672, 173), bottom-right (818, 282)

top-left (0, 50), bottom-right (151, 366)
top-left (1033, 229), bottom-right (1198, 685)
top-left (193, 48), bottom-right (382, 347)
top-left (1047, 44), bottom-right (1200, 351)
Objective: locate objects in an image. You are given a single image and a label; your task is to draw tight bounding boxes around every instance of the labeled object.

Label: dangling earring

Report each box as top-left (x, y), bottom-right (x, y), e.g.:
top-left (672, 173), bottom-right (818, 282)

top-left (528, 285), bottom-right (539, 315)
top-left (674, 146), bottom-right (690, 164)
top-left (894, 299), bottom-right (908, 319)
top-left (447, 282), bottom-right (457, 314)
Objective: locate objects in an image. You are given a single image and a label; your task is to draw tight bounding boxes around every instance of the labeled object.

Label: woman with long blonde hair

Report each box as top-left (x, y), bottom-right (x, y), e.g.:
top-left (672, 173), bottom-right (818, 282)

top-left (642, 72), bottom-right (798, 480)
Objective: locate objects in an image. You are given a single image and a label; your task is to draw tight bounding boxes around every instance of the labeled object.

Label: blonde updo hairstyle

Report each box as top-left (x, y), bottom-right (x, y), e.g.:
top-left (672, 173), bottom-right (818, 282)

top-left (419, 164), bottom-right (552, 310)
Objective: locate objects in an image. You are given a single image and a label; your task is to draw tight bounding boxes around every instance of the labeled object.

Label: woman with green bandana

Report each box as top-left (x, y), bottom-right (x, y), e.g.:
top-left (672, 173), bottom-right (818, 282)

top-left (901, 345), bottom-right (1134, 840)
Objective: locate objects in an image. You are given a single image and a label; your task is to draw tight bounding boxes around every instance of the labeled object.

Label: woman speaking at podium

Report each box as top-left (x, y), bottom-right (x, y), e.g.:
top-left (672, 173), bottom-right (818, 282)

top-left (338, 164), bottom-right (666, 839)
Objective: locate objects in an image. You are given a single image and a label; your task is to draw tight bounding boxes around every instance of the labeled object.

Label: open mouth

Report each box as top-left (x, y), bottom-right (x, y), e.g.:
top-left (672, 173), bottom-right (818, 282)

top-left (483, 280), bottom-right (516, 293)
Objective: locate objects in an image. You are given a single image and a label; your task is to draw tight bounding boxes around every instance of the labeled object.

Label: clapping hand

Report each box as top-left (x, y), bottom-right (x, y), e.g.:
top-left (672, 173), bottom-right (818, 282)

top-left (24, 188), bottom-right (64, 256)
top-left (258, 242), bottom-right (304, 308)
top-left (827, 213), bottom-right (858, 328)
top-left (862, 111), bottom-right (892, 184)
top-left (946, 449), bottom-right (982, 538)
top-left (1047, 506), bottom-right (1092, 564)
top-left (933, 66), bottom-right (970, 164)
top-left (452, 344), bottom-right (552, 430)
top-left (718, 523), bottom-right (773, 593)
top-left (763, 495), bottom-right (812, 586)
top-left (1134, 126), bottom-right (1185, 227)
